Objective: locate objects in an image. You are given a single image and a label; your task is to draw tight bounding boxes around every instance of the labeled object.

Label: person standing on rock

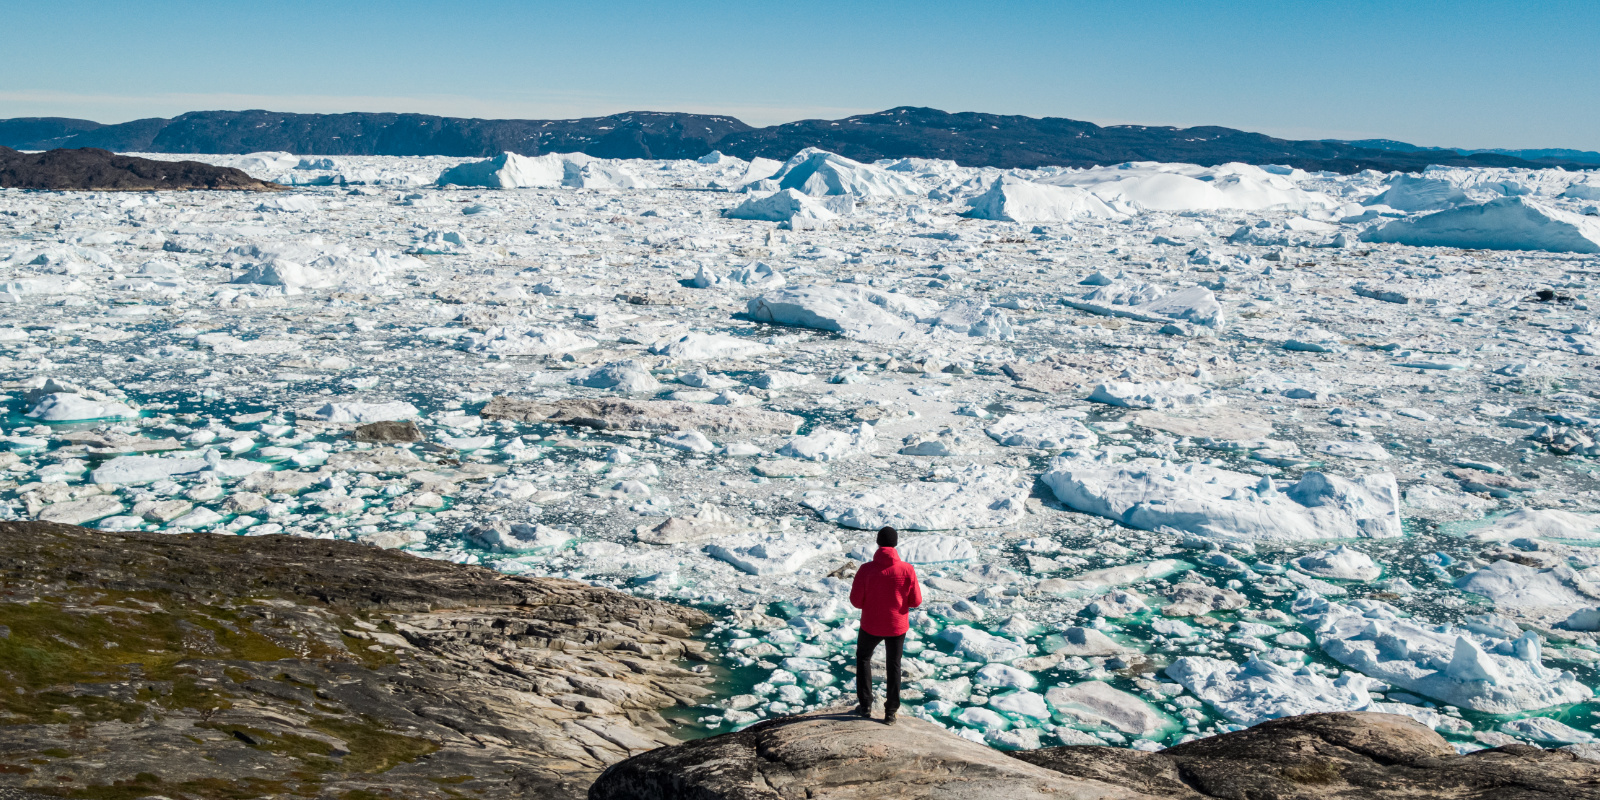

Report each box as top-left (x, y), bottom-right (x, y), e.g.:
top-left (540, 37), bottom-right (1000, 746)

top-left (849, 526), bottom-right (922, 725)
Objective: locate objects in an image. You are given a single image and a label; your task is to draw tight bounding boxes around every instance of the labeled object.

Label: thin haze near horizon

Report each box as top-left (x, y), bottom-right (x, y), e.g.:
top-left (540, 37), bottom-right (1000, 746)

top-left (5, 0), bottom-right (1598, 152)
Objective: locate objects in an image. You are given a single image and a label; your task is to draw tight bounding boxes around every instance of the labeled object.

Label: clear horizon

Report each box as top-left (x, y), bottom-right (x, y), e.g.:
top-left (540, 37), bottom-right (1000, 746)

top-left (5, 0), bottom-right (1597, 152)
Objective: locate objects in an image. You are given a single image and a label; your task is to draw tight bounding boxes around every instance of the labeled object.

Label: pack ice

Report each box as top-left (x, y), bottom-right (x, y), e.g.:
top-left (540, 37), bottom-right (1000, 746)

top-left (6, 146), bottom-right (1600, 754)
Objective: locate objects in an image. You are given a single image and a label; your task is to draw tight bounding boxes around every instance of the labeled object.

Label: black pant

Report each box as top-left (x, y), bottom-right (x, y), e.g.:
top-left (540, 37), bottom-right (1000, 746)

top-left (855, 632), bottom-right (905, 713)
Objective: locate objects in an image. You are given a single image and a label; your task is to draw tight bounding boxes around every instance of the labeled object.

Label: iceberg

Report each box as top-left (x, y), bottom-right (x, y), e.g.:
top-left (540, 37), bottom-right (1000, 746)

top-left (650, 332), bottom-right (772, 360)
top-left (1292, 545), bottom-right (1382, 581)
top-left (962, 177), bottom-right (1120, 223)
top-left (436, 152), bottom-right (566, 188)
top-left (778, 423), bottom-right (876, 462)
top-left (1361, 197), bottom-right (1600, 254)
top-left (723, 189), bottom-right (839, 224)
top-left (1456, 560), bottom-right (1598, 608)
top-left (465, 327), bottom-right (598, 357)
top-left (1365, 174), bottom-right (1470, 211)
top-left (940, 625), bottom-right (1029, 662)
top-left (1087, 381), bottom-right (1224, 409)
top-left (1465, 509), bottom-right (1600, 542)
top-left (896, 535), bottom-right (977, 564)
top-left (765, 148), bottom-right (924, 197)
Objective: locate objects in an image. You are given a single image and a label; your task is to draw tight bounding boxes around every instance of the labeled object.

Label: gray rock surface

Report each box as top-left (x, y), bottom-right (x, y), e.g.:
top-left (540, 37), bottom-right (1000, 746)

top-left (593, 710), bottom-right (1600, 799)
top-left (0, 521), bottom-right (714, 800)
top-left (590, 708), bottom-right (1155, 800)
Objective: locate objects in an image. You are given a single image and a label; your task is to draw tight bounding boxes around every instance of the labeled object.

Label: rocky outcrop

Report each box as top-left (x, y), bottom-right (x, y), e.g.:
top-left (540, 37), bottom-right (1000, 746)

top-left (591, 710), bottom-right (1600, 800)
top-left (0, 146), bottom-right (280, 191)
top-left (0, 521), bottom-right (713, 800)
top-left (590, 710), bottom-right (1156, 800)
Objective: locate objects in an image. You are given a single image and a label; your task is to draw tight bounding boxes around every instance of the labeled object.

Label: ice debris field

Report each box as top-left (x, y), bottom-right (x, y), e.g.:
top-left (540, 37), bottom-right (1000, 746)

top-left (4, 146), bottom-right (1600, 755)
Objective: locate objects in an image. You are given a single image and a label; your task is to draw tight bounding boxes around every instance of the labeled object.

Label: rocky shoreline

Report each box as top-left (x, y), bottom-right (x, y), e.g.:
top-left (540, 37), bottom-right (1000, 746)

top-left (0, 521), bottom-right (712, 799)
top-left (592, 709), bottom-right (1600, 799)
top-left (0, 147), bottom-right (280, 191)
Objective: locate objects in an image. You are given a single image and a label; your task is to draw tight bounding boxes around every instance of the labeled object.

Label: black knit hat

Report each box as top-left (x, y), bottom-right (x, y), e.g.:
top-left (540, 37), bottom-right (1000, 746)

top-left (877, 526), bottom-right (898, 547)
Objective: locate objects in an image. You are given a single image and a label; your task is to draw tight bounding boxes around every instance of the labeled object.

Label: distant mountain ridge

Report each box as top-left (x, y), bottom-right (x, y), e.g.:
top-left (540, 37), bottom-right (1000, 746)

top-left (1330, 138), bottom-right (1600, 166)
top-left (1, 107), bottom-right (1592, 174)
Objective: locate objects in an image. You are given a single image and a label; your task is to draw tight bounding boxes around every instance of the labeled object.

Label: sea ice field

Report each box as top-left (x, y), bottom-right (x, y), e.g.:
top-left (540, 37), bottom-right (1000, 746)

top-left (4, 147), bottom-right (1600, 755)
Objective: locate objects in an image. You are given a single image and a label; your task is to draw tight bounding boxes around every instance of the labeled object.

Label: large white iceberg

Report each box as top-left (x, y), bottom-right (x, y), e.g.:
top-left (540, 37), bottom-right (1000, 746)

top-left (1042, 452), bottom-right (1402, 543)
top-left (765, 148), bottom-right (924, 197)
top-left (723, 189), bottom-right (839, 223)
top-left (436, 152), bottom-right (567, 188)
top-left (1040, 163), bottom-right (1338, 213)
top-left (1361, 197), bottom-right (1600, 254)
top-left (962, 177), bottom-right (1120, 223)
top-left (1365, 174), bottom-right (1469, 212)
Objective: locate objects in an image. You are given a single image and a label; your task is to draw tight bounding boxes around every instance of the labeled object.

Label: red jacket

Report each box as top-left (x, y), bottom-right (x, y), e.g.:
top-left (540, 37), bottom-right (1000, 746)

top-left (850, 547), bottom-right (922, 637)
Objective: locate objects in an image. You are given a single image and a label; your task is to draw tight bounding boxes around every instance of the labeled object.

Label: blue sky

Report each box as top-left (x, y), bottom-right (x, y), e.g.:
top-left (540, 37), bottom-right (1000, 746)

top-left (4, 0), bottom-right (1597, 150)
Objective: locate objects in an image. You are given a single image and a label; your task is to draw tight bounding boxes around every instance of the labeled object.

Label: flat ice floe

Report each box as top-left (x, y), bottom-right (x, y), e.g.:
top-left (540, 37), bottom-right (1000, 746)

top-left (6, 148), bottom-right (1600, 754)
top-left (1165, 655), bottom-right (1376, 726)
top-left (802, 466), bottom-right (1028, 531)
top-left (1296, 595), bottom-right (1593, 714)
top-left (1042, 452), bottom-right (1402, 543)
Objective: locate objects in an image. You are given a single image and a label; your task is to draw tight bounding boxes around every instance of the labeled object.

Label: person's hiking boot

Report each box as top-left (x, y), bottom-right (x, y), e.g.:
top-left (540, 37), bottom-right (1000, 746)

top-left (853, 704), bottom-right (872, 719)
top-left (882, 709), bottom-right (897, 726)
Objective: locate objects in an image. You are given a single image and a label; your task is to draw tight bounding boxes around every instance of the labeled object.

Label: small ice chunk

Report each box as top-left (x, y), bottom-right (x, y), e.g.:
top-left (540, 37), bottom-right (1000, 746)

top-left (897, 535), bottom-right (977, 564)
top-left (302, 401), bottom-right (419, 424)
top-left (988, 690), bottom-right (1051, 720)
top-left (985, 410), bottom-right (1098, 450)
top-left (953, 706), bottom-right (1010, 732)
top-left (658, 430), bottom-right (715, 454)
top-left (974, 664), bottom-right (1037, 690)
top-left (1292, 545), bottom-right (1382, 581)
top-left (1500, 717), bottom-right (1596, 744)
top-left (468, 521), bottom-right (573, 553)
top-left (1165, 655), bottom-right (1374, 726)
top-left (1045, 681), bottom-right (1178, 737)
top-left (778, 423), bottom-right (876, 461)
top-left (940, 625), bottom-right (1029, 662)
top-left (706, 530), bottom-right (841, 575)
